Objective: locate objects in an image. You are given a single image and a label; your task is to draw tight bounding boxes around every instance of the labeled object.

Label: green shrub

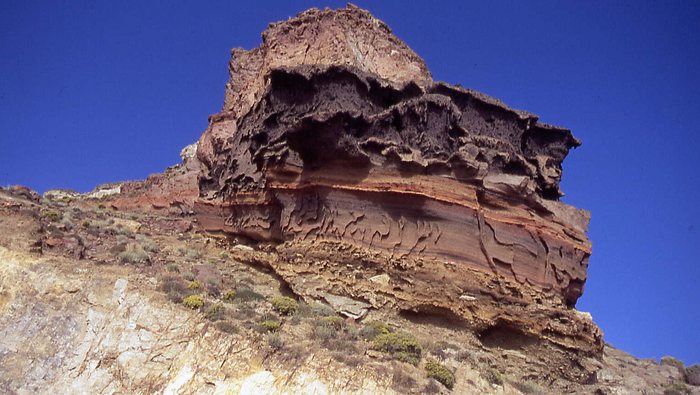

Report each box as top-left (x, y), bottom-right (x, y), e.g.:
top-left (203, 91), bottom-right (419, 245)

top-left (316, 316), bottom-right (345, 330)
top-left (222, 290), bottom-right (237, 302)
top-left (260, 319), bottom-right (281, 332)
top-left (235, 288), bottom-right (264, 302)
top-left (396, 351), bottom-right (421, 366)
top-left (310, 303), bottom-right (336, 317)
top-left (310, 315), bottom-right (347, 344)
top-left (183, 294), bottom-right (204, 309)
top-left (313, 325), bottom-right (337, 341)
top-left (483, 368), bottom-right (504, 386)
top-left (117, 243), bottom-right (149, 264)
top-left (188, 280), bottom-right (203, 290)
top-left (271, 296), bottom-right (299, 315)
top-left (205, 304), bottom-right (225, 321)
top-left (361, 320), bottom-right (392, 340)
top-left (41, 209), bottom-right (61, 222)
top-left (372, 331), bottom-right (422, 365)
top-left (425, 360), bottom-right (455, 389)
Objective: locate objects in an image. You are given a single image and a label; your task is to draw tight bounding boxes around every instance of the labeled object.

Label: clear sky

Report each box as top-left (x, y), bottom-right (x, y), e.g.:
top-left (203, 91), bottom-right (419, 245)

top-left (2, 1), bottom-right (699, 364)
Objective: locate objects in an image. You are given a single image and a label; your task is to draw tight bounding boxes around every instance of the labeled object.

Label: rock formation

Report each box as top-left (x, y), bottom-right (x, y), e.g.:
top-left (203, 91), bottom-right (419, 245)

top-left (195, 5), bottom-right (599, 354)
top-left (3, 5), bottom-right (700, 394)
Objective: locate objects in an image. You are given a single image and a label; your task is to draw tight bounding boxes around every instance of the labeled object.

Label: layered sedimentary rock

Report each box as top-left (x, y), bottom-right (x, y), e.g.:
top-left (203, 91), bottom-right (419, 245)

top-left (196, 5), bottom-right (599, 353)
top-left (109, 143), bottom-right (201, 213)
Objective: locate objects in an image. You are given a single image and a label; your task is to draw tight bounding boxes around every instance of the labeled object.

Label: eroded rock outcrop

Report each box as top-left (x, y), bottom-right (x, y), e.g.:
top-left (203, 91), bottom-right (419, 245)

top-left (108, 143), bottom-right (201, 213)
top-left (195, 5), bottom-right (600, 355)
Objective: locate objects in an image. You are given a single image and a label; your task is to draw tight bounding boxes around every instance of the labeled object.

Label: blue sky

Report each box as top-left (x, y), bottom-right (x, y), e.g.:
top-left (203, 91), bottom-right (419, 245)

top-left (1, 1), bottom-right (698, 364)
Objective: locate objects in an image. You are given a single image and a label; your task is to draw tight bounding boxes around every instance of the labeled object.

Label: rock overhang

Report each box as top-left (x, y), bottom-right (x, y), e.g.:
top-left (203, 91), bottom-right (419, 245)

top-left (194, 4), bottom-right (600, 354)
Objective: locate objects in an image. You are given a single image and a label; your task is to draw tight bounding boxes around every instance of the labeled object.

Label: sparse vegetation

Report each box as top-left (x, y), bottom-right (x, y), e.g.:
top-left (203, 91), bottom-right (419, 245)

top-left (117, 243), bottom-right (149, 264)
top-left (41, 209), bottom-right (61, 222)
top-left (483, 368), bottom-right (504, 386)
top-left (60, 212), bottom-right (75, 229)
top-left (182, 271), bottom-right (197, 281)
top-left (425, 359), bottom-right (455, 389)
top-left (206, 282), bottom-right (221, 297)
top-left (183, 294), bottom-right (204, 309)
top-left (663, 382), bottom-right (691, 395)
top-left (271, 296), bottom-right (299, 315)
top-left (509, 378), bottom-right (546, 394)
top-left (184, 249), bottom-right (202, 261)
top-left (267, 333), bottom-right (284, 350)
top-left (135, 234), bottom-right (158, 252)
top-left (205, 304), bottom-right (225, 321)
top-left (187, 280), bottom-right (202, 290)
top-left (234, 288), bottom-right (264, 302)
top-left (112, 223), bottom-right (133, 236)
top-left (310, 303), bottom-right (336, 317)
top-left (312, 316), bottom-right (346, 342)
top-left (372, 331), bottom-right (422, 366)
top-left (222, 290), bottom-right (237, 302)
top-left (260, 319), bottom-right (281, 332)
top-left (428, 340), bottom-right (460, 360)
top-left (360, 320), bottom-right (391, 340)
top-left (215, 321), bottom-right (238, 334)
top-left (160, 275), bottom-right (188, 303)
top-left (661, 356), bottom-right (686, 371)
top-left (316, 315), bottom-right (345, 330)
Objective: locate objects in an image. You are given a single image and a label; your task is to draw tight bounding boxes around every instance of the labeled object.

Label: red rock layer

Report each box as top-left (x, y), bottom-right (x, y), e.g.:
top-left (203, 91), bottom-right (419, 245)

top-left (194, 5), bottom-right (600, 353)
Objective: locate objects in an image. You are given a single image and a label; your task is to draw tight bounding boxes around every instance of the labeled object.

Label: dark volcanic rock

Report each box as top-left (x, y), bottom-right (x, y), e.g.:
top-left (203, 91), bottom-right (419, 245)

top-left (195, 5), bottom-right (600, 355)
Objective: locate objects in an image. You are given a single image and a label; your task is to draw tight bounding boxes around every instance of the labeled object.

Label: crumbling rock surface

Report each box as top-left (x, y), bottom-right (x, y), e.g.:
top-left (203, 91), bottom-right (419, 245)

top-left (108, 144), bottom-right (201, 213)
top-left (195, 5), bottom-right (598, 354)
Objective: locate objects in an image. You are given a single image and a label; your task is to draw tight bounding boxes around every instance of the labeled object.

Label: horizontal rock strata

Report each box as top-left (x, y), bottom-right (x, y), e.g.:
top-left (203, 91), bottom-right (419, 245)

top-left (195, 5), bottom-right (599, 353)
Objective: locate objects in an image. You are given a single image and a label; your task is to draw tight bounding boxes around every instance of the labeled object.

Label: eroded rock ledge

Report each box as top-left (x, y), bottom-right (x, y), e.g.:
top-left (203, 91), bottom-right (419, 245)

top-left (195, 5), bottom-right (599, 354)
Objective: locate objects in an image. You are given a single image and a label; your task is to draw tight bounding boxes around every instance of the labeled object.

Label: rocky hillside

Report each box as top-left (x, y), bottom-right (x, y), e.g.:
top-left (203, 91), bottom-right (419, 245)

top-left (1, 5), bottom-right (698, 395)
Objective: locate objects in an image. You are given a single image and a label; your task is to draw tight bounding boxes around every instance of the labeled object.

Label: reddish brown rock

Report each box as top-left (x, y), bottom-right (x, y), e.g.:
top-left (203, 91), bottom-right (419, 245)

top-left (194, 5), bottom-right (600, 355)
top-left (109, 144), bottom-right (201, 213)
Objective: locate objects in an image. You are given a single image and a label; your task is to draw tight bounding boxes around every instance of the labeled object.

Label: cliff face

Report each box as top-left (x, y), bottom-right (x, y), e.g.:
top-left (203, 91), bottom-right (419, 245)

top-left (1, 184), bottom-right (694, 395)
top-left (195, 5), bottom-right (598, 354)
top-left (3, 6), bottom-right (700, 394)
